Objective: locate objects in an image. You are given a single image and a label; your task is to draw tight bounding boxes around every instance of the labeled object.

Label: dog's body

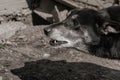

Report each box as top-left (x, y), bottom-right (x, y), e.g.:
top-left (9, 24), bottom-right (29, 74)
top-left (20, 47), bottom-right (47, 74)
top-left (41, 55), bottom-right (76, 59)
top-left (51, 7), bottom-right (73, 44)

top-left (44, 6), bottom-right (120, 59)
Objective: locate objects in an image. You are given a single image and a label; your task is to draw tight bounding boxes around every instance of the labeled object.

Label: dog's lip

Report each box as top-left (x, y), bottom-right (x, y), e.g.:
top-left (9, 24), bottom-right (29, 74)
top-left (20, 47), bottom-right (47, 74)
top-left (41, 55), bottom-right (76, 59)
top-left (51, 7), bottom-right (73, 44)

top-left (49, 39), bottom-right (68, 46)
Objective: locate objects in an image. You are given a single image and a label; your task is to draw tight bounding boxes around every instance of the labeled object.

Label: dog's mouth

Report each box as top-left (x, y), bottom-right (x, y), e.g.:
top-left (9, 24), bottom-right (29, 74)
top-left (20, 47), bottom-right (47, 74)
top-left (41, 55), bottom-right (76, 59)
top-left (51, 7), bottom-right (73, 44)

top-left (49, 39), bottom-right (68, 46)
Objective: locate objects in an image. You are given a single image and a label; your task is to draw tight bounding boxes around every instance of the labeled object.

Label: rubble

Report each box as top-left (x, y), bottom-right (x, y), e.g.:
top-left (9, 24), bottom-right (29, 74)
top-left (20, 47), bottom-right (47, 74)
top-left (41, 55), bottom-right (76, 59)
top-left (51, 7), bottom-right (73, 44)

top-left (0, 0), bottom-right (117, 25)
top-left (32, 0), bottom-right (70, 24)
top-left (31, 0), bottom-right (115, 24)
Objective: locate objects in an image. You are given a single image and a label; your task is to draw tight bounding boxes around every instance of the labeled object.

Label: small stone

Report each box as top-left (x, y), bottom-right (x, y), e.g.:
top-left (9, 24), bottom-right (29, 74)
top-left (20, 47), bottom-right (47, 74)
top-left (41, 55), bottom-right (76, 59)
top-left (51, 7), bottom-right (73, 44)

top-left (18, 35), bottom-right (26, 39)
top-left (43, 53), bottom-right (50, 58)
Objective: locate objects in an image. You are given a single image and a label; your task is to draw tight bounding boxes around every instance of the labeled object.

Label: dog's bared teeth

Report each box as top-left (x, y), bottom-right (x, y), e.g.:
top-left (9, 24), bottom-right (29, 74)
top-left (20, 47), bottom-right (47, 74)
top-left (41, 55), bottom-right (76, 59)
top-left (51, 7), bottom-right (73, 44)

top-left (49, 39), bottom-right (68, 46)
top-left (54, 40), bottom-right (57, 43)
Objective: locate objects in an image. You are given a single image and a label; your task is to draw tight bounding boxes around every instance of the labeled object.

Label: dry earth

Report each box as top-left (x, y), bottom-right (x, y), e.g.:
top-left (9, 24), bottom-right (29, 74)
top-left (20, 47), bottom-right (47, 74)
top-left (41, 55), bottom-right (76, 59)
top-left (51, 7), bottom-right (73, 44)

top-left (0, 24), bottom-right (120, 80)
top-left (0, 0), bottom-right (120, 80)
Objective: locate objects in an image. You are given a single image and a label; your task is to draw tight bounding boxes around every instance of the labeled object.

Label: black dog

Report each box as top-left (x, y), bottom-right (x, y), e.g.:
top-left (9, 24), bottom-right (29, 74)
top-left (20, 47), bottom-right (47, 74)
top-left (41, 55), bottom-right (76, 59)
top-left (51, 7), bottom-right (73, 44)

top-left (44, 6), bottom-right (120, 59)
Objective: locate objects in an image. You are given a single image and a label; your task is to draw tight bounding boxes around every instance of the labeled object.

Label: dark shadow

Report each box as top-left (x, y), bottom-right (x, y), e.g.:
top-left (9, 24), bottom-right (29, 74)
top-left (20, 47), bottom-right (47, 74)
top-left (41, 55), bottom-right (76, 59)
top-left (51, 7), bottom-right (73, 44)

top-left (25, 0), bottom-right (71, 26)
top-left (31, 11), bottom-right (50, 26)
top-left (26, 0), bottom-right (51, 26)
top-left (11, 60), bottom-right (120, 80)
top-left (26, 0), bottom-right (41, 10)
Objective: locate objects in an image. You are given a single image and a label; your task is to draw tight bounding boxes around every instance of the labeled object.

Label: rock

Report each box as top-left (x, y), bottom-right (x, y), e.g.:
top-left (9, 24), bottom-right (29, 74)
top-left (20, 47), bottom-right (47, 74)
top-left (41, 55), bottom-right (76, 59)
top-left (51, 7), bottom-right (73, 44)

top-left (0, 22), bottom-right (26, 43)
top-left (43, 53), bottom-right (50, 58)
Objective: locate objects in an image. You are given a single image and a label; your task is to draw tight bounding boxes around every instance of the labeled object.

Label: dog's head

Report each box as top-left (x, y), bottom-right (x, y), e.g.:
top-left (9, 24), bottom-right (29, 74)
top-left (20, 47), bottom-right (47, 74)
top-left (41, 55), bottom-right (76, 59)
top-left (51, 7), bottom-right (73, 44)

top-left (44, 8), bottom-right (120, 51)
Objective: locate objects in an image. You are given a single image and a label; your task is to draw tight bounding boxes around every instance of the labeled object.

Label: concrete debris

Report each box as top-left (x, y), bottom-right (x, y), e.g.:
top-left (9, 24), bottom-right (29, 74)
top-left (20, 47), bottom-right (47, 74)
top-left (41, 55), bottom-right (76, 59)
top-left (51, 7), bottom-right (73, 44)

top-left (32, 0), bottom-right (70, 23)
top-left (0, 0), bottom-right (117, 25)
top-left (31, 0), bottom-right (115, 23)
top-left (52, 5), bottom-right (61, 22)
top-left (52, 5), bottom-right (62, 22)
top-left (73, 0), bottom-right (99, 9)
top-left (52, 6), bottom-right (68, 22)
top-left (54, 0), bottom-right (81, 9)
top-left (34, 10), bottom-right (53, 23)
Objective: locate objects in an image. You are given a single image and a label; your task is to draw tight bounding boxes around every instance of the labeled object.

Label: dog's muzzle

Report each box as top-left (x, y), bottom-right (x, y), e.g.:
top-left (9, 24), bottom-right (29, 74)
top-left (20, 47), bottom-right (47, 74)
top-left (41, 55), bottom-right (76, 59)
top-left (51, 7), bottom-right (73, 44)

top-left (44, 27), bottom-right (68, 46)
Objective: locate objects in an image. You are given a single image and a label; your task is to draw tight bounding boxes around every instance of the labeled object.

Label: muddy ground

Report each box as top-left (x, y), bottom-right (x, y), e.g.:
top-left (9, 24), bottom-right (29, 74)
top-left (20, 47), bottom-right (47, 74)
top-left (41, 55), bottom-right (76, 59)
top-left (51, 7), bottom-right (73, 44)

top-left (0, 0), bottom-right (120, 80)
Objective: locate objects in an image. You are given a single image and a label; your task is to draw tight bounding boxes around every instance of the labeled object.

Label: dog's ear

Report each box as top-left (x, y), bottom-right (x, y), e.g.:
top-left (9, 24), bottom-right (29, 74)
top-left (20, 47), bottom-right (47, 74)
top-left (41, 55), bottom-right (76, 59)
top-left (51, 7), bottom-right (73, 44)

top-left (95, 12), bottom-right (120, 35)
top-left (65, 9), bottom-right (81, 28)
top-left (101, 22), bottom-right (120, 35)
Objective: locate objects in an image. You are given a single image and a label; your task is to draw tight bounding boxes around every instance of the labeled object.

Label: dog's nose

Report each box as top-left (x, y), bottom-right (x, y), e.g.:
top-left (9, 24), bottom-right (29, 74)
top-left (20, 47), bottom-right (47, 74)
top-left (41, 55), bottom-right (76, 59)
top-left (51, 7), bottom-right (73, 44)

top-left (44, 27), bottom-right (52, 36)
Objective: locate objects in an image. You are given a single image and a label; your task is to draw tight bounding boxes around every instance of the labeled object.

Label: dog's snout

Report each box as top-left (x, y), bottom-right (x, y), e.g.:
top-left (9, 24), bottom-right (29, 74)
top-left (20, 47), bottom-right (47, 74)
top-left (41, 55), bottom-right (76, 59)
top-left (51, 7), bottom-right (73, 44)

top-left (44, 27), bottom-right (52, 36)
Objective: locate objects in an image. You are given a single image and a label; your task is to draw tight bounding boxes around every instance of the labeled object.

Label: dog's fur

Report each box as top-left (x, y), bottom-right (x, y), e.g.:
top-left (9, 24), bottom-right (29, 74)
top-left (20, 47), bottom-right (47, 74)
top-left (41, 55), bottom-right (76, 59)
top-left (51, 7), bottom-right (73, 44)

top-left (44, 6), bottom-right (120, 59)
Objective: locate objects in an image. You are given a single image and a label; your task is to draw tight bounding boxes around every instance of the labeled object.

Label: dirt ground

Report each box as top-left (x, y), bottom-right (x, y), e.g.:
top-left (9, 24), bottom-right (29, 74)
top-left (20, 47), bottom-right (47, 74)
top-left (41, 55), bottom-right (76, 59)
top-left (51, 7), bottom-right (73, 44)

top-left (0, 23), bottom-right (120, 80)
top-left (0, 0), bottom-right (120, 80)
